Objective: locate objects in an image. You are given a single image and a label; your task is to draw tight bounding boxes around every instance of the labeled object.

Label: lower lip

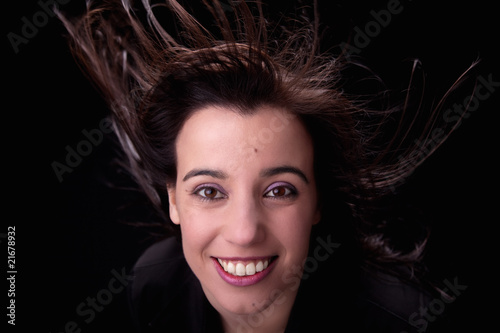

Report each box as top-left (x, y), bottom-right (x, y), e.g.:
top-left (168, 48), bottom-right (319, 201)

top-left (212, 257), bottom-right (277, 287)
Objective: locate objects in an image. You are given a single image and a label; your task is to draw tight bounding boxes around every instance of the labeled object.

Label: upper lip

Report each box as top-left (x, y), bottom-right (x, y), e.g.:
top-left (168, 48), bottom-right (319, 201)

top-left (213, 256), bottom-right (276, 261)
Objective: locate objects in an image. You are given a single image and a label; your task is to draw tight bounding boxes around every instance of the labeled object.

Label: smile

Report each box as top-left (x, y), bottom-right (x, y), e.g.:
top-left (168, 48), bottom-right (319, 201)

top-left (211, 256), bottom-right (278, 286)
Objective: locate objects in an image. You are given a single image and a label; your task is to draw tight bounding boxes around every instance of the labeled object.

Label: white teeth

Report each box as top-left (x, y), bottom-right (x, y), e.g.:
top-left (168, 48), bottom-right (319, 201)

top-left (255, 261), bottom-right (264, 272)
top-left (217, 258), bottom-right (272, 276)
top-left (227, 262), bottom-right (235, 274)
top-left (236, 263), bottom-right (246, 276)
top-left (246, 262), bottom-right (256, 275)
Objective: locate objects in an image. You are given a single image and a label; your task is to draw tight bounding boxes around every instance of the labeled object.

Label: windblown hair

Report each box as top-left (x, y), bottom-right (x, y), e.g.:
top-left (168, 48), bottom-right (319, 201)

top-left (58, 0), bottom-right (475, 278)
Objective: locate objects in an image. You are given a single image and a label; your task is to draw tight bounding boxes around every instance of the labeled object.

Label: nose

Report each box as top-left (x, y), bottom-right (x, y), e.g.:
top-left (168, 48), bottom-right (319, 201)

top-left (222, 194), bottom-right (265, 247)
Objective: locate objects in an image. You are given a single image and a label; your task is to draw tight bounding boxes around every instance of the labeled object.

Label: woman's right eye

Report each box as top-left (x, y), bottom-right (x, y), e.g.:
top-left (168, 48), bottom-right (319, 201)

top-left (194, 186), bottom-right (226, 200)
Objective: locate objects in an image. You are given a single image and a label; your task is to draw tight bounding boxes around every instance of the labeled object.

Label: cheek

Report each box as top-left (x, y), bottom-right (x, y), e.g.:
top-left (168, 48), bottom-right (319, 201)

top-left (178, 208), bottom-right (219, 266)
top-left (269, 205), bottom-right (316, 256)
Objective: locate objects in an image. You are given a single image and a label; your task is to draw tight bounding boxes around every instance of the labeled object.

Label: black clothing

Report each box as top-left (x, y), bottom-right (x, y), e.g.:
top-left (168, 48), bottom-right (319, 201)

top-left (128, 237), bottom-right (445, 332)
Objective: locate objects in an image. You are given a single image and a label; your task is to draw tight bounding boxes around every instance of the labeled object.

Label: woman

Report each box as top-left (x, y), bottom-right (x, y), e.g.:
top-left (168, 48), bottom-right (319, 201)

top-left (59, 0), bottom-right (474, 331)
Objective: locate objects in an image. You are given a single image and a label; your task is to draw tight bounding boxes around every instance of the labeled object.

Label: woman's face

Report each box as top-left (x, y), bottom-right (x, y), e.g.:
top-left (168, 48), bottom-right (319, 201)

top-left (167, 105), bottom-right (320, 318)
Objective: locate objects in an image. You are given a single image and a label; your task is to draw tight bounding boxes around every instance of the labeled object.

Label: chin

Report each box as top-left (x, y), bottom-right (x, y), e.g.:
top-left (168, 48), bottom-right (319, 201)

top-left (204, 278), bottom-right (287, 316)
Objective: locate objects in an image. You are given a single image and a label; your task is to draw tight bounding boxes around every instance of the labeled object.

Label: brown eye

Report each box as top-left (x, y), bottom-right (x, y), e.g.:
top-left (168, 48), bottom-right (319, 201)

top-left (272, 187), bottom-right (287, 196)
top-left (196, 186), bottom-right (226, 200)
top-left (264, 185), bottom-right (293, 198)
top-left (203, 188), bottom-right (217, 198)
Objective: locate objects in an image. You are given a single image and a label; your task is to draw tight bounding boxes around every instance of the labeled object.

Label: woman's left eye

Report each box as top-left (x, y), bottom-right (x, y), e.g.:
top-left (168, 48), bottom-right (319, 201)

top-left (264, 184), bottom-right (296, 198)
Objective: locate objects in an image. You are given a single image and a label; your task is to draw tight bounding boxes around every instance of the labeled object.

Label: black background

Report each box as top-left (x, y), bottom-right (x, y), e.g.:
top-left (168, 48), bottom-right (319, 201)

top-left (4, 0), bottom-right (499, 332)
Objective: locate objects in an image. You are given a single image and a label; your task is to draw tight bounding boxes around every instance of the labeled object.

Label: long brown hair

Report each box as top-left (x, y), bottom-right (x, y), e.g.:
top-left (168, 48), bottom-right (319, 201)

top-left (57, 0), bottom-right (476, 280)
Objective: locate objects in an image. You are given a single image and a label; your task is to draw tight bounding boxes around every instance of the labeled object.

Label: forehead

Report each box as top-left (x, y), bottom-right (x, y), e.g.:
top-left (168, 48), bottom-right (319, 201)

top-left (175, 106), bottom-right (314, 175)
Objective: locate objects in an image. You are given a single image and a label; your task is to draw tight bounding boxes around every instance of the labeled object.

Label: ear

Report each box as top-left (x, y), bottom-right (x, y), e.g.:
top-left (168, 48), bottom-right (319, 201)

top-left (313, 196), bottom-right (322, 226)
top-left (167, 183), bottom-right (180, 225)
top-left (313, 208), bottom-right (321, 226)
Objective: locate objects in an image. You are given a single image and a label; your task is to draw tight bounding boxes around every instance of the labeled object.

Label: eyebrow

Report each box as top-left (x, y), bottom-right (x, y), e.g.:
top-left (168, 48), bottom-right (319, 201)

top-left (182, 165), bottom-right (309, 184)
top-left (182, 169), bottom-right (228, 182)
top-left (260, 166), bottom-right (309, 184)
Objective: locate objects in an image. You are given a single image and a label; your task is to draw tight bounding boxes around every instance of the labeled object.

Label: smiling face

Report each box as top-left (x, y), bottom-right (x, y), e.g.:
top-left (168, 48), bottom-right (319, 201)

top-left (167, 105), bottom-right (320, 327)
